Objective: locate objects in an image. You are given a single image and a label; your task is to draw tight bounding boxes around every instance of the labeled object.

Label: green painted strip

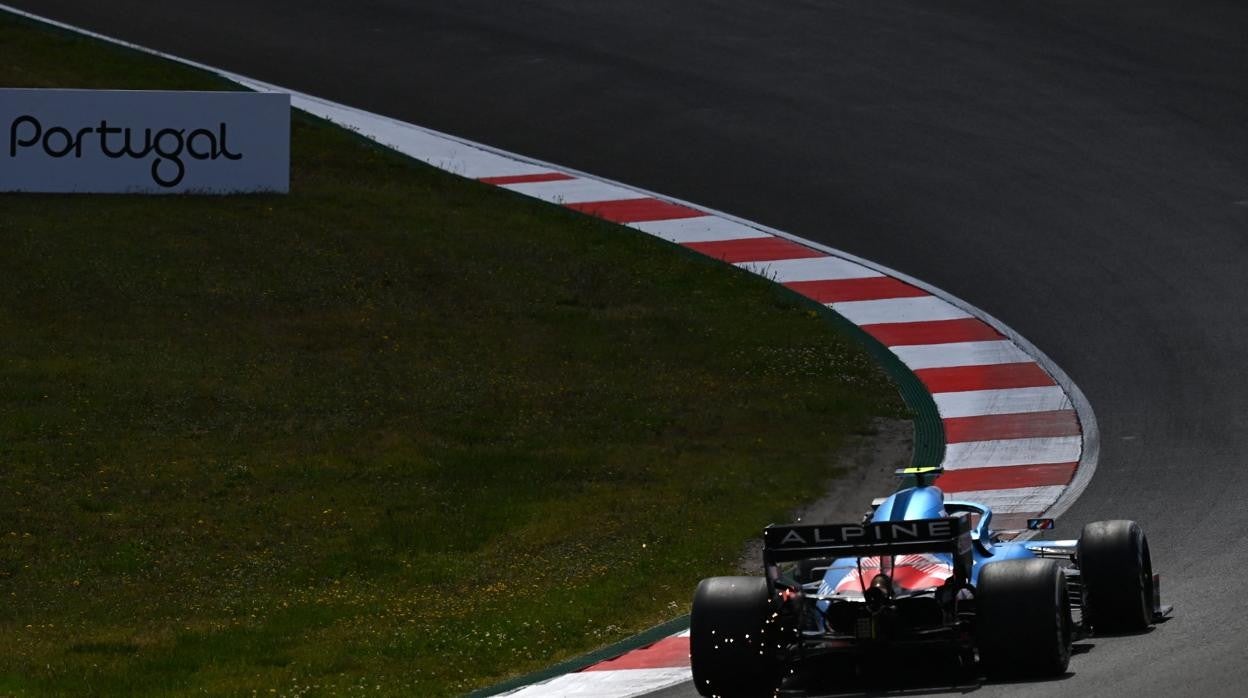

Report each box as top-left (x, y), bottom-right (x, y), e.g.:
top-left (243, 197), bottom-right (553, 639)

top-left (464, 615), bottom-right (691, 697)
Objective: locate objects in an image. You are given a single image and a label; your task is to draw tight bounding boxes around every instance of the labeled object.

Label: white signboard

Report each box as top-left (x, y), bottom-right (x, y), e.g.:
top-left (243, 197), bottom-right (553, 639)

top-left (0, 89), bottom-right (289, 194)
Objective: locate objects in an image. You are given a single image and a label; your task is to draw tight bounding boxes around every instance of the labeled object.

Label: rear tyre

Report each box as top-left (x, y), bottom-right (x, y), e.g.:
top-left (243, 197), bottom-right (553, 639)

top-left (1078, 519), bottom-right (1153, 633)
top-left (976, 559), bottom-right (1072, 679)
top-left (690, 576), bottom-right (782, 698)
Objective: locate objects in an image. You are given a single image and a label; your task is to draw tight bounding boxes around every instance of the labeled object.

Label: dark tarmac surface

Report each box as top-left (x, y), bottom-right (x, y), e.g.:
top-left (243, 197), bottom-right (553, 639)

top-left (10, 1), bottom-right (1248, 694)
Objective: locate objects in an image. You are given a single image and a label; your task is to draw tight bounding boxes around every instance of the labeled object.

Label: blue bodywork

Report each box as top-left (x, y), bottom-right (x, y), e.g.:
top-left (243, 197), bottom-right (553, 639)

top-left (817, 484), bottom-right (1050, 596)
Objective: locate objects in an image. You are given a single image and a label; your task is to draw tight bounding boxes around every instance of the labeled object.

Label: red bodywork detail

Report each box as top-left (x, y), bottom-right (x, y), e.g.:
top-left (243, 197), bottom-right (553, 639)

top-left (944, 410), bottom-right (1081, 443)
top-left (832, 554), bottom-right (952, 594)
top-left (785, 277), bottom-right (927, 304)
top-left (566, 198), bottom-right (706, 223)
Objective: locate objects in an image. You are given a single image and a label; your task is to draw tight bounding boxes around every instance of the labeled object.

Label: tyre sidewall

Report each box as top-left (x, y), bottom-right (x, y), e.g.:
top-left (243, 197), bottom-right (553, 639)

top-left (976, 558), bottom-right (1072, 678)
top-left (690, 576), bottom-right (781, 697)
top-left (1078, 519), bottom-right (1152, 633)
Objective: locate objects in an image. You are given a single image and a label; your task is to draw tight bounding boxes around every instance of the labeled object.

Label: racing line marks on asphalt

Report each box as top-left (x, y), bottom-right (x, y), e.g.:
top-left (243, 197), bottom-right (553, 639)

top-left (0, 8), bottom-right (1095, 692)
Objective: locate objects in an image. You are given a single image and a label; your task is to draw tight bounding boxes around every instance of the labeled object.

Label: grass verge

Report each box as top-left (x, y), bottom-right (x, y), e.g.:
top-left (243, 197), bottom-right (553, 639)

top-left (0, 12), bottom-right (906, 697)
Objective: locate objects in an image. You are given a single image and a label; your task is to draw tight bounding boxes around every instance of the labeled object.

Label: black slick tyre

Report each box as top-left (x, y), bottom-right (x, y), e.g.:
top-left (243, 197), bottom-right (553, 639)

top-left (976, 558), bottom-right (1072, 679)
top-left (690, 576), bottom-right (781, 698)
top-left (1078, 519), bottom-right (1153, 633)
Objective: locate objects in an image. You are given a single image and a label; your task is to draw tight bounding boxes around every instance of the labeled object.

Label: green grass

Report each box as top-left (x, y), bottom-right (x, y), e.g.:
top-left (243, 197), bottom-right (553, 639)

top-left (0, 12), bottom-right (906, 697)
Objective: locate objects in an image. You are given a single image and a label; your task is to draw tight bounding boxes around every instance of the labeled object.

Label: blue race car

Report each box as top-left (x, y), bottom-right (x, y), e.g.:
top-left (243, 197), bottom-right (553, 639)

top-left (689, 466), bottom-right (1170, 697)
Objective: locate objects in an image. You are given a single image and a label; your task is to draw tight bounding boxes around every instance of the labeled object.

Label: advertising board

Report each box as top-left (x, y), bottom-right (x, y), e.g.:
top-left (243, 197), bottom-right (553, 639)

top-left (0, 89), bottom-right (289, 194)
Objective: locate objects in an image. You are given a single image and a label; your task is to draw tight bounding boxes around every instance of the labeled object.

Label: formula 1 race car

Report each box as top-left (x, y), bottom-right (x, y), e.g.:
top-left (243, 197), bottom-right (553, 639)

top-left (689, 466), bottom-right (1170, 697)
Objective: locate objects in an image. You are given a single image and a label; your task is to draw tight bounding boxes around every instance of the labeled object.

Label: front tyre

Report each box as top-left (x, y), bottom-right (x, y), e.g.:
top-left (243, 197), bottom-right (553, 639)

top-left (976, 559), bottom-right (1073, 679)
top-left (1078, 519), bottom-right (1154, 633)
top-left (690, 576), bottom-right (781, 698)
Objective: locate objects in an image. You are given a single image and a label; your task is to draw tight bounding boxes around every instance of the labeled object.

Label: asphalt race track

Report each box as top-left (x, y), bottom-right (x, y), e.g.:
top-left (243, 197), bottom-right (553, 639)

top-left (12, 1), bottom-right (1248, 695)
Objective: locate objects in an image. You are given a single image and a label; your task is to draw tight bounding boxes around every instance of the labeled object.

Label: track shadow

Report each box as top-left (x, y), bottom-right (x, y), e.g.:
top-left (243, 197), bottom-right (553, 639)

top-left (1081, 623), bottom-right (1163, 641)
top-left (782, 643), bottom-right (1090, 697)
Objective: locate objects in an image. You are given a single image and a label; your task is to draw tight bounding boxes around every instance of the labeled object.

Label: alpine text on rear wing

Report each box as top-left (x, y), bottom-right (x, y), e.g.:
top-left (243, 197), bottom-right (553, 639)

top-left (763, 516), bottom-right (973, 579)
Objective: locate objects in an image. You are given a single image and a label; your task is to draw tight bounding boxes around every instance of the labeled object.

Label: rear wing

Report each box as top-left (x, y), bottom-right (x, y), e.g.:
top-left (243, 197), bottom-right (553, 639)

top-left (763, 514), bottom-right (974, 582)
